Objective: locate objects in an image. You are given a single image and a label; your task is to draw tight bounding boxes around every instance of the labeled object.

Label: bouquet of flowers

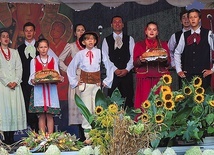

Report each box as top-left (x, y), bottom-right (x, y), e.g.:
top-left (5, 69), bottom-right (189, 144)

top-left (75, 88), bottom-right (157, 155)
top-left (21, 131), bottom-right (83, 152)
top-left (137, 75), bottom-right (214, 147)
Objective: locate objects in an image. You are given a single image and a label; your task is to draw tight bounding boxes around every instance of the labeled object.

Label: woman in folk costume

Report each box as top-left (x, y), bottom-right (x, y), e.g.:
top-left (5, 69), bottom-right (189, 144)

top-left (29, 38), bottom-right (63, 134)
top-left (0, 29), bottom-right (27, 144)
top-left (59, 24), bottom-right (86, 125)
top-left (133, 21), bottom-right (171, 109)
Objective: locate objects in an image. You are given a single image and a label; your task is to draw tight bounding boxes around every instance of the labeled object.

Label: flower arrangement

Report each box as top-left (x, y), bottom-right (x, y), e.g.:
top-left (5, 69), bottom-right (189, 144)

top-left (137, 75), bottom-right (214, 147)
top-left (75, 88), bottom-right (157, 155)
top-left (21, 131), bottom-right (83, 152)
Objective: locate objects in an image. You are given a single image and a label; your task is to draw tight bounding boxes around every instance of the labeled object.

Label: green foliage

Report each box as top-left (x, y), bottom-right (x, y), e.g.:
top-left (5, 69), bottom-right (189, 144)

top-left (137, 75), bottom-right (214, 148)
top-left (75, 94), bottom-right (93, 124)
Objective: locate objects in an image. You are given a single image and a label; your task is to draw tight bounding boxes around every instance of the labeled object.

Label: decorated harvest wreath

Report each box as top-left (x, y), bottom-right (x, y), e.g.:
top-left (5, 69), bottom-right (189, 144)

top-left (142, 48), bottom-right (167, 58)
top-left (34, 69), bottom-right (61, 84)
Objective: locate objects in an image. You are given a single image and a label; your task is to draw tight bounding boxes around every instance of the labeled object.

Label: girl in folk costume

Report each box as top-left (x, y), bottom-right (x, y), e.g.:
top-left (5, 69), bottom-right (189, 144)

top-left (133, 21), bottom-right (171, 109)
top-left (29, 38), bottom-right (63, 134)
top-left (59, 23), bottom-right (86, 141)
top-left (0, 29), bottom-right (27, 144)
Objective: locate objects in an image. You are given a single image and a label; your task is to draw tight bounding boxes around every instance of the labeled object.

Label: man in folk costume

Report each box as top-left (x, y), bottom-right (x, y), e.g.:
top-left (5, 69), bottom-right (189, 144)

top-left (102, 15), bottom-right (135, 108)
top-left (174, 9), bottom-right (214, 89)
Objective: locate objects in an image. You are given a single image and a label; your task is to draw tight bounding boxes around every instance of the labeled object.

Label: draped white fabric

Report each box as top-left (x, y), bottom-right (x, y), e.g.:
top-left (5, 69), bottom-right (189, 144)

top-left (0, 0), bottom-right (209, 11)
top-left (166, 0), bottom-right (195, 7)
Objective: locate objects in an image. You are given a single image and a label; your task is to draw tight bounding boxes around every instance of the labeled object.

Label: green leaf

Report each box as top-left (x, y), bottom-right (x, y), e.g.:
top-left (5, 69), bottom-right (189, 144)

top-left (206, 113), bottom-right (214, 125)
top-left (110, 88), bottom-right (125, 107)
top-left (75, 94), bottom-right (92, 123)
top-left (207, 126), bottom-right (214, 134)
top-left (151, 138), bottom-right (160, 148)
top-left (125, 107), bottom-right (138, 120)
top-left (95, 89), bottom-right (108, 109)
top-left (168, 128), bottom-right (183, 139)
top-left (174, 108), bottom-right (192, 125)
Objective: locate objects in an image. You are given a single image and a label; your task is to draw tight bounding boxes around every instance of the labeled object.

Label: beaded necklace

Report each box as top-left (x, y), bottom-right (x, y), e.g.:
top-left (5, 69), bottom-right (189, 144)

top-left (39, 55), bottom-right (49, 69)
top-left (1, 46), bottom-right (10, 61)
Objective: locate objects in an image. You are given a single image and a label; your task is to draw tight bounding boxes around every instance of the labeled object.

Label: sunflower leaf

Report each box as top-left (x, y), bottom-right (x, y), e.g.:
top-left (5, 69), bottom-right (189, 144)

top-left (110, 88), bottom-right (125, 107)
top-left (75, 94), bottom-right (92, 123)
top-left (95, 89), bottom-right (108, 109)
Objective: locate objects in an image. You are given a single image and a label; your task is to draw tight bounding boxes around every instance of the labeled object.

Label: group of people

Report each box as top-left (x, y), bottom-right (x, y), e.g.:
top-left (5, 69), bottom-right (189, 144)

top-left (0, 8), bottom-right (214, 145)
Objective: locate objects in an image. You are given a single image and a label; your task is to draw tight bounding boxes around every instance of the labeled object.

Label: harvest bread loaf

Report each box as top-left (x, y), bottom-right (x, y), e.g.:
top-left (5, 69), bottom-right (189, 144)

top-left (142, 48), bottom-right (167, 58)
top-left (35, 69), bottom-right (61, 83)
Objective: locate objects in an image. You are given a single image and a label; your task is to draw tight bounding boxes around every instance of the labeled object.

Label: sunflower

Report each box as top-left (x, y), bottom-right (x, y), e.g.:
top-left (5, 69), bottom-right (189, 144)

top-left (208, 100), bottom-right (214, 107)
top-left (155, 114), bottom-right (164, 124)
top-left (174, 94), bottom-right (185, 102)
top-left (162, 74), bottom-right (172, 85)
top-left (195, 87), bottom-right (205, 95)
top-left (101, 115), bottom-right (114, 127)
top-left (160, 85), bottom-right (171, 92)
top-left (162, 91), bottom-right (173, 102)
top-left (95, 106), bottom-right (104, 115)
top-left (192, 76), bottom-right (202, 87)
top-left (141, 100), bottom-right (151, 109)
top-left (183, 86), bottom-right (192, 96)
top-left (155, 99), bottom-right (163, 107)
top-left (141, 113), bottom-right (149, 123)
top-left (194, 94), bottom-right (204, 104)
top-left (164, 100), bottom-right (175, 110)
top-left (108, 103), bottom-right (118, 113)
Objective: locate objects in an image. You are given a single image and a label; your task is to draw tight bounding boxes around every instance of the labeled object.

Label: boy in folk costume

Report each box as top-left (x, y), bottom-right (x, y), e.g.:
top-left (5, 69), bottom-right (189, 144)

top-left (67, 32), bottom-right (114, 141)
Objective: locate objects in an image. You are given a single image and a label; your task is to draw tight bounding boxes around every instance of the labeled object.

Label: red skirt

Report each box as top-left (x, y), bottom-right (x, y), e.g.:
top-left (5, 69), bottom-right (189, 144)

top-left (134, 77), bottom-right (161, 109)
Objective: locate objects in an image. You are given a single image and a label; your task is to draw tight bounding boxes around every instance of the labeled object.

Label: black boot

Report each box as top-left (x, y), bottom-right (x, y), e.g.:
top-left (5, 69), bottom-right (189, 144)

top-left (78, 125), bottom-right (86, 142)
top-left (3, 131), bottom-right (10, 145)
top-left (9, 131), bottom-right (14, 144)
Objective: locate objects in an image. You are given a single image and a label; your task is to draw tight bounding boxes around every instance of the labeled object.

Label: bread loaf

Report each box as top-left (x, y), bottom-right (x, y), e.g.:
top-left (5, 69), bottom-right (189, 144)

top-left (142, 48), bottom-right (167, 58)
top-left (35, 69), bottom-right (60, 80)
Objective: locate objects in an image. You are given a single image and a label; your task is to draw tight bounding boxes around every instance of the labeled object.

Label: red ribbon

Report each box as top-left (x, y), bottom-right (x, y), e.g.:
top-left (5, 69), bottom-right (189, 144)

top-left (86, 51), bottom-right (93, 65)
top-left (187, 32), bottom-right (201, 45)
top-left (42, 84), bottom-right (47, 111)
top-left (42, 84), bottom-right (51, 112)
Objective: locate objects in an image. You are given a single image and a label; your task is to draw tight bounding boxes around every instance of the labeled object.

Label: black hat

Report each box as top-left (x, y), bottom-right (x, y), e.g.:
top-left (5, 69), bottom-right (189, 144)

top-left (79, 31), bottom-right (99, 48)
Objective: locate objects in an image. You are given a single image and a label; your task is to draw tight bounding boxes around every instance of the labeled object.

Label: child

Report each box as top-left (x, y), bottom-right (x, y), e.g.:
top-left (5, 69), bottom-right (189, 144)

top-left (28, 38), bottom-right (62, 134)
top-left (0, 29), bottom-right (27, 144)
top-left (67, 32), bottom-right (114, 141)
top-left (59, 24), bottom-right (86, 141)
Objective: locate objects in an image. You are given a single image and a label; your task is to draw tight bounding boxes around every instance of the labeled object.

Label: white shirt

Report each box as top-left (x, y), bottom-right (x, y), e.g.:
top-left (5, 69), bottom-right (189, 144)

top-left (102, 32), bottom-right (135, 72)
top-left (67, 47), bottom-right (114, 88)
top-left (168, 28), bottom-right (189, 67)
top-left (174, 26), bottom-right (214, 73)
